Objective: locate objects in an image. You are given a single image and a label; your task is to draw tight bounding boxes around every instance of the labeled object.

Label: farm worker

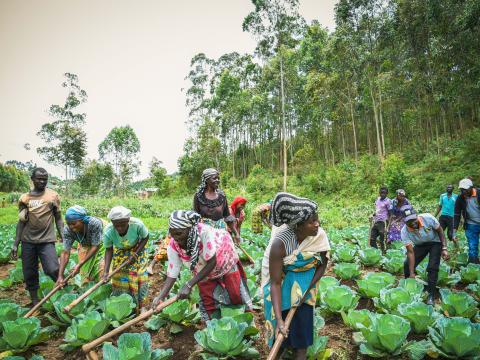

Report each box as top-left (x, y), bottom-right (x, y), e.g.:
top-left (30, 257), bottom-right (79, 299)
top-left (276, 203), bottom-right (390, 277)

top-left (102, 206), bottom-right (150, 312)
top-left (56, 205), bottom-right (104, 286)
top-left (11, 168), bottom-right (62, 306)
top-left (251, 201), bottom-right (272, 234)
top-left (369, 186), bottom-right (391, 254)
top-left (193, 168), bottom-right (240, 243)
top-left (146, 234), bottom-right (172, 275)
top-left (262, 193), bottom-right (329, 359)
top-left (401, 206), bottom-right (449, 305)
top-left (434, 184), bottom-right (457, 244)
top-left (151, 210), bottom-right (253, 321)
top-left (387, 189), bottom-right (410, 243)
top-left (229, 196), bottom-right (247, 236)
top-left (454, 178), bottom-right (480, 264)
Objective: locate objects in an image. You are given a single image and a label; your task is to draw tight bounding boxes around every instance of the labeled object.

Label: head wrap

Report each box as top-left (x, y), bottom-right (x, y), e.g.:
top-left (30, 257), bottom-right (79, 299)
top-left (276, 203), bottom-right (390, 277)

top-left (230, 196), bottom-right (247, 215)
top-left (65, 205), bottom-right (91, 224)
top-left (271, 192), bottom-right (318, 228)
top-left (107, 206), bottom-right (132, 221)
top-left (196, 168), bottom-right (220, 195)
top-left (396, 189), bottom-right (406, 196)
top-left (169, 210), bottom-right (202, 270)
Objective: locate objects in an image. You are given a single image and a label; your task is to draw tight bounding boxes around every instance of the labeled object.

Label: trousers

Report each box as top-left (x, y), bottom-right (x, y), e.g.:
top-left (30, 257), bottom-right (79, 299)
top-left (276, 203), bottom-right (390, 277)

top-left (21, 242), bottom-right (59, 292)
top-left (404, 242), bottom-right (441, 294)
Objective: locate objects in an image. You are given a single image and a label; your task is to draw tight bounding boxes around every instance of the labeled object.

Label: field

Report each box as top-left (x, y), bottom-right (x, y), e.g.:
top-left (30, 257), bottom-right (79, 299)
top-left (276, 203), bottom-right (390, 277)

top-left (0, 200), bottom-right (479, 360)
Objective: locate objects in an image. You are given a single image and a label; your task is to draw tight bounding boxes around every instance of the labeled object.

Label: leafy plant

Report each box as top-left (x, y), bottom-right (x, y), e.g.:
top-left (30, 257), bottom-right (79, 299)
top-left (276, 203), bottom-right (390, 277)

top-left (358, 248), bottom-right (383, 266)
top-left (307, 335), bottom-right (330, 360)
top-left (439, 289), bottom-right (478, 319)
top-left (356, 272), bottom-right (396, 299)
top-left (100, 293), bottom-right (136, 327)
top-left (0, 303), bottom-right (25, 331)
top-left (397, 278), bottom-right (424, 299)
top-left (48, 293), bottom-right (89, 326)
top-left (333, 263), bottom-right (361, 280)
top-left (459, 263), bottom-right (480, 284)
top-left (333, 246), bottom-right (357, 263)
top-left (374, 287), bottom-right (415, 313)
top-left (86, 282), bottom-right (113, 303)
top-left (341, 309), bottom-right (374, 330)
top-left (466, 280), bottom-right (480, 300)
top-left (321, 285), bottom-right (359, 314)
top-left (145, 300), bottom-right (198, 334)
top-left (102, 332), bottom-right (173, 360)
top-left (61, 311), bottom-right (110, 351)
top-left (417, 262), bottom-right (460, 287)
top-left (220, 306), bottom-right (258, 336)
top-left (397, 302), bottom-right (439, 334)
top-left (194, 317), bottom-right (259, 358)
top-left (0, 317), bottom-right (56, 353)
top-left (317, 276), bottom-right (339, 302)
top-left (354, 313), bottom-right (418, 358)
top-left (428, 317), bottom-right (480, 359)
top-left (381, 250), bottom-right (405, 274)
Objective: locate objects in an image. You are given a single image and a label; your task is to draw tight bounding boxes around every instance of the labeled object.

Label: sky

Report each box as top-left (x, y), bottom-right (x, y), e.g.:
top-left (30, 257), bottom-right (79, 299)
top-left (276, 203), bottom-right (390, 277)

top-left (0, 0), bottom-right (337, 178)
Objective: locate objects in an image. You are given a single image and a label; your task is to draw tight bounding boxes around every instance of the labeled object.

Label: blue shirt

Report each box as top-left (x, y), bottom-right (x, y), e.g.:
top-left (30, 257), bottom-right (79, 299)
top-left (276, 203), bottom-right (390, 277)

top-left (401, 213), bottom-right (441, 246)
top-left (438, 193), bottom-right (457, 217)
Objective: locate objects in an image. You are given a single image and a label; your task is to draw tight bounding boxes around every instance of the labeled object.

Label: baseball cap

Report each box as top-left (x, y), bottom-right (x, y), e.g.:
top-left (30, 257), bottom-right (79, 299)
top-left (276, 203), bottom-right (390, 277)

top-left (459, 178), bottom-right (473, 190)
top-left (401, 205), bottom-right (417, 222)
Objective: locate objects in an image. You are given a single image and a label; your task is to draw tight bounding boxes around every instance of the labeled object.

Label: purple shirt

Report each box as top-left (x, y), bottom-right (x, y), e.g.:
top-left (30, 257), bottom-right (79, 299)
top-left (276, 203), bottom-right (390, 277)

top-left (374, 197), bottom-right (391, 222)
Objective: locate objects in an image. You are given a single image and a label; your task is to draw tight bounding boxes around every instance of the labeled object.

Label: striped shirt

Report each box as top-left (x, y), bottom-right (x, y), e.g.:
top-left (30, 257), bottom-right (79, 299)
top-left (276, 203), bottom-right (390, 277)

top-left (276, 226), bottom-right (298, 256)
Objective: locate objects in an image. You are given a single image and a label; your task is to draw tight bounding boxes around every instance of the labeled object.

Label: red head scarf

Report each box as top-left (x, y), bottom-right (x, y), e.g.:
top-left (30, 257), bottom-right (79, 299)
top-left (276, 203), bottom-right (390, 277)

top-left (230, 196), bottom-right (247, 215)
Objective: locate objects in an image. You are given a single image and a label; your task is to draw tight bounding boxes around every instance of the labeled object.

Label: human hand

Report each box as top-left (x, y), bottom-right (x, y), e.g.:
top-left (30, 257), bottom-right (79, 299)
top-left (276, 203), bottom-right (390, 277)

top-left (55, 276), bottom-right (65, 288)
top-left (11, 245), bottom-right (18, 260)
top-left (441, 249), bottom-right (449, 260)
top-left (151, 296), bottom-right (164, 309)
top-left (178, 283), bottom-right (192, 300)
top-left (72, 264), bottom-right (81, 276)
top-left (102, 273), bottom-right (109, 283)
top-left (275, 320), bottom-right (289, 338)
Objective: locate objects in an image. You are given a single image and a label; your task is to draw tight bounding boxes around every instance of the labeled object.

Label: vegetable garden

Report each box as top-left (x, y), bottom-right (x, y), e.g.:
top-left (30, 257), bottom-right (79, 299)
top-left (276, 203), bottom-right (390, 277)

top-left (0, 223), bottom-right (479, 359)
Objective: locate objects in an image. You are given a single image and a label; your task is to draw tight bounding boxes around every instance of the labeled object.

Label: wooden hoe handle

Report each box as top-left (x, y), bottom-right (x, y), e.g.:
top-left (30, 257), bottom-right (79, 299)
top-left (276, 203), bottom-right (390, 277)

top-left (266, 306), bottom-right (298, 360)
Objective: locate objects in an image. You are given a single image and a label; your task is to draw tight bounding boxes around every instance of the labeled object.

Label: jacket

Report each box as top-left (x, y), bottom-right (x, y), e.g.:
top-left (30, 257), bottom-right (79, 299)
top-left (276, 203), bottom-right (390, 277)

top-left (454, 188), bottom-right (480, 230)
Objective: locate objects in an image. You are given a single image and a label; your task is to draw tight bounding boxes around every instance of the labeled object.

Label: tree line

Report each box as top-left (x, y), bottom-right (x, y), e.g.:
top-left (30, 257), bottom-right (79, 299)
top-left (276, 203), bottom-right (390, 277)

top-left (179, 0), bottom-right (480, 187)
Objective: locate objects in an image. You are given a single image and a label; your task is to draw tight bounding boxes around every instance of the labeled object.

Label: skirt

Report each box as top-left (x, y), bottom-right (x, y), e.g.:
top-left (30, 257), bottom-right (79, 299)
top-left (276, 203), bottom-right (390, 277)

top-left (281, 303), bottom-right (314, 349)
top-left (111, 246), bottom-right (149, 306)
top-left (77, 244), bottom-right (104, 284)
top-left (197, 261), bottom-right (253, 321)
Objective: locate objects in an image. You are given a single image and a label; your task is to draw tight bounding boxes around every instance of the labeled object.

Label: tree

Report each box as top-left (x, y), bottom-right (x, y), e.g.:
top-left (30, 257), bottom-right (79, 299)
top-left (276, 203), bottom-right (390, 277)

top-left (243, 0), bottom-right (305, 191)
top-left (149, 157), bottom-right (170, 194)
top-left (98, 125), bottom-right (141, 195)
top-left (37, 73), bottom-right (88, 186)
top-left (76, 160), bottom-right (114, 196)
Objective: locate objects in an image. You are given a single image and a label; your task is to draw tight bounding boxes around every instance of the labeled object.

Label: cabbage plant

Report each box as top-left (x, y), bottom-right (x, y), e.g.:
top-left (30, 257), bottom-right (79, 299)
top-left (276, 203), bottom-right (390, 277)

top-left (439, 289), bottom-right (478, 319)
top-left (321, 285), bottom-right (359, 313)
top-left (374, 287), bottom-right (414, 313)
top-left (398, 278), bottom-right (424, 298)
top-left (48, 293), bottom-right (90, 326)
top-left (100, 293), bottom-right (136, 327)
top-left (341, 309), bottom-right (373, 330)
top-left (467, 280), bottom-right (480, 300)
top-left (459, 263), bottom-right (480, 284)
top-left (0, 317), bottom-right (56, 353)
top-left (333, 246), bottom-right (357, 263)
top-left (102, 332), bottom-right (173, 360)
top-left (358, 248), bottom-right (383, 266)
top-left (428, 317), bottom-right (480, 359)
top-left (333, 263), bottom-right (361, 280)
top-left (417, 262), bottom-right (460, 287)
top-left (356, 272), bottom-right (396, 298)
top-left (307, 335), bottom-right (330, 360)
top-left (60, 311), bottom-right (110, 351)
top-left (381, 250), bottom-right (405, 274)
top-left (194, 317), bottom-right (259, 358)
top-left (0, 303), bottom-right (25, 331)
top-left (397, 302), bottom-right (439, 334)
top-left (317, 276), bottom-right (339, 302)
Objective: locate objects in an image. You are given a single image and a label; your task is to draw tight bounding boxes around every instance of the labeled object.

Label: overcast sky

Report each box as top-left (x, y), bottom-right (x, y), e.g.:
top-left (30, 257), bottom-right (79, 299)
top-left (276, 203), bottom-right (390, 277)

top-left (0, 0), bottom-right (337, 178)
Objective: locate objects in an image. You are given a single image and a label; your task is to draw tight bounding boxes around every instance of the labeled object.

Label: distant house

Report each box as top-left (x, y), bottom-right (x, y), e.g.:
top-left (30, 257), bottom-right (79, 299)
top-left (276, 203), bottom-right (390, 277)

top-left (136, 187), bottom-right (158, 199)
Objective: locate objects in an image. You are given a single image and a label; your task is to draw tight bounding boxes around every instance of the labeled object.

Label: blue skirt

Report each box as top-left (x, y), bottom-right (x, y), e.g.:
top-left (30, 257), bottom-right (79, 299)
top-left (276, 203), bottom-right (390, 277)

top-left (281, 303), bottom-right (314, 349)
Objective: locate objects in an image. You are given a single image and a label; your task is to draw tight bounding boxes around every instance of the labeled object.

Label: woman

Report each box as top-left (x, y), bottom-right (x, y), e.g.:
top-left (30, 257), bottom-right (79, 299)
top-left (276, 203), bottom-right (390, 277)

top-left (152, 210), bottom-right (252, 321)
top-left (252, 202), bottom-right (272, 234)
top-left (57, 205), bottom-right (104, 286)
top-left (193, 168), bottom-right (240, 243)
top-left (262, 193), bottom-right (329, 360)
top-left (229, 196), bottom-right (247, 236)
top-left (387, 189), bottom-right (411, 244)
top-left (103, 206), bottom-right (150, 311)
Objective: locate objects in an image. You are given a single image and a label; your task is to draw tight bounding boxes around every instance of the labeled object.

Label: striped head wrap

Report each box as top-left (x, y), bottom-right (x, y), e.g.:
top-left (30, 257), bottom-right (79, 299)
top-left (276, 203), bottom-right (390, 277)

top-left (169, 210), bottom-right (202, 270)
top-left (271, 192), bottom-right (318, 228)
top-left (65, 205), bottom-right (91, 224)
top-left (196, 168), bottom-right (220, 195)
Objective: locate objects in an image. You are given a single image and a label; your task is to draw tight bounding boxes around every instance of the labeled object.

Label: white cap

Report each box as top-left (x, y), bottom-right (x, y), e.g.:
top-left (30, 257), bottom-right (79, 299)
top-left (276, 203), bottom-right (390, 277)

top-left (459, 178), bottom-right (473, 190)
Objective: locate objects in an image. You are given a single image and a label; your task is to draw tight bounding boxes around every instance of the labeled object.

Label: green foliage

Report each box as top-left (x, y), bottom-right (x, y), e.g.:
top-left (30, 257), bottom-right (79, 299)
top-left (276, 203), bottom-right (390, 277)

top-left (381, 250), bottom-right (406, 274)
top-left (382, 154), bottom-right (409, 194)
top-left (194, 317), bottom-right (259, 358)
top-left (333, 246), bottom-right (357, 263)
top-left (459, 264), bottom-right (480, 284)
top-left (0, 164), bottom-right (29, 192)
top-left (333, 263), bottom-right (361, 280)
top-left (397, 278), bottom-right (425, 299)
top-left (76, 160), bottom-right (114, 196)
top-left (428, 317), bottom-right (480, 359)
top-left (0, 317), bottom-right (56, 353)
top-left (102, 332), bottom-right (173, 360)
top-left (100, 294), bottom-right (136, 327)
top-left (61, 311), bottom-right (110, 351)
top-left (356, 272), bottom-right (396, 299)
top-left (397, 302), bottom-right (439, 334)
top-left (358, 248), bottom-right (383, 266)
top-left (374, 287), bottom-right (416, 314)
top-left (439, 289), bottom-right (478, 319)
top-left (321, 285), bottom-right (359, 314)
top-left (341, 309), bottom-right (374, 331)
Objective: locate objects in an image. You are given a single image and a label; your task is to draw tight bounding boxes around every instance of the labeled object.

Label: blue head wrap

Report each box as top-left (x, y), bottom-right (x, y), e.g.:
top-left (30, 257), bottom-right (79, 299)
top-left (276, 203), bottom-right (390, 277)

top-left (65, 205), bottom-right (91, 224)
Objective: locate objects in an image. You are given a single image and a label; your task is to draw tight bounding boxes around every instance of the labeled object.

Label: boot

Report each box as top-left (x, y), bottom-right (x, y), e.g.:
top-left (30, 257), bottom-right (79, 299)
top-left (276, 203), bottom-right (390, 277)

top-left (426, 293), bottom-right (434, 306)
top-left (468, 256), bottom-right (480, 264)
top-left (28, 290), bottom-right (39, 307)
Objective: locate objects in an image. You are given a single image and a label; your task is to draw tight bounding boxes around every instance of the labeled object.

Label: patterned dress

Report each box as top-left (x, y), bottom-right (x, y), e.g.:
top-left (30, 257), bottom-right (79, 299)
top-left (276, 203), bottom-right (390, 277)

top-left (388, 198), bottom-right (411, 242)
top-left (252, 204), bottom-right (271, 234)
top-left (166, 222), bottom-right (252, 321)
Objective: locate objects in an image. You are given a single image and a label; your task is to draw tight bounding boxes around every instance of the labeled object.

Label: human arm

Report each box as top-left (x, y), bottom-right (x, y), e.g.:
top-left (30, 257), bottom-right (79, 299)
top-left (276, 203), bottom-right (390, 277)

top-left (178, 255), bottom-right (217, 300)
top-left (269, 239), bottom-right (288, 337)
top-left (102, 247), bottom-right (114, 281)
top-left (300, 252), bottom-right (328, 305)
top-left (151, 276), bottom-right (177, 308)
top-left (129, 236), bottom-right (149, 263)
top-left (53, 204), bottom-right (65, 243)
top-left (406, 244), bottom-right (416, 278)
top-left (224, 199), bottom-right (240, 243)
top-left (12, 221), bottom-right (25, 260)
top-left (56, 250), bottom-right (71, 285)
top-left (434, 224), bottom-right (449, 260)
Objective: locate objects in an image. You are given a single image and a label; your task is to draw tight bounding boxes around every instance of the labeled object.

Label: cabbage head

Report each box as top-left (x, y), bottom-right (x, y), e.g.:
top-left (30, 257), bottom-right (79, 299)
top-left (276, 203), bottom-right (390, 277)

top-left (100, 293), bottom-right (136, 326)
top-left (398, 278), bottom-right (424, 299)
top-left (61, 311), bottom-right (110, 351)
top-left (322, 285), bottom-right (359, 313)
top-left (358, 248), bottom-right (383, 266)
top-left (356, 272), bottom-right (395, 299)
top-left (439, 289), bottom-right (478, 319)
top-left (428, 317), bottom-right (480, 359)
top-left (0, 317), bottom-right (56, 353)
top-left (333, 263), bottom-right (361, 280)
top-left (374, 287), bottom-right (413, 313)
top-left (397, 302), bottom-right (439, 334)
top-left (459, 263), bottom-right (480, 284)
top-left (341, 309), bottom-right (373, 330)
top-left (334, 246), bottom-right (357, 263)
top-left (102, 332), bottom-right (173, 360)
top-left (317, 276), bottom-right (339, 302)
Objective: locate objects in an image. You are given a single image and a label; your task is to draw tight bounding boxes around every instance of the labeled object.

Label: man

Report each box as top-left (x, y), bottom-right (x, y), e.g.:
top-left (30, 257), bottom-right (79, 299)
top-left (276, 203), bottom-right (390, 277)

top-left (11, 168), bottom-right (63, 306)
top-left (369, 186), bottom-right (390, 254)
top-left (401, 206), bottom-right (449, 305)
top-left (454, 178), bottom-right (480, 264)
top-left (435, 185), bottom-right (457, 243)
